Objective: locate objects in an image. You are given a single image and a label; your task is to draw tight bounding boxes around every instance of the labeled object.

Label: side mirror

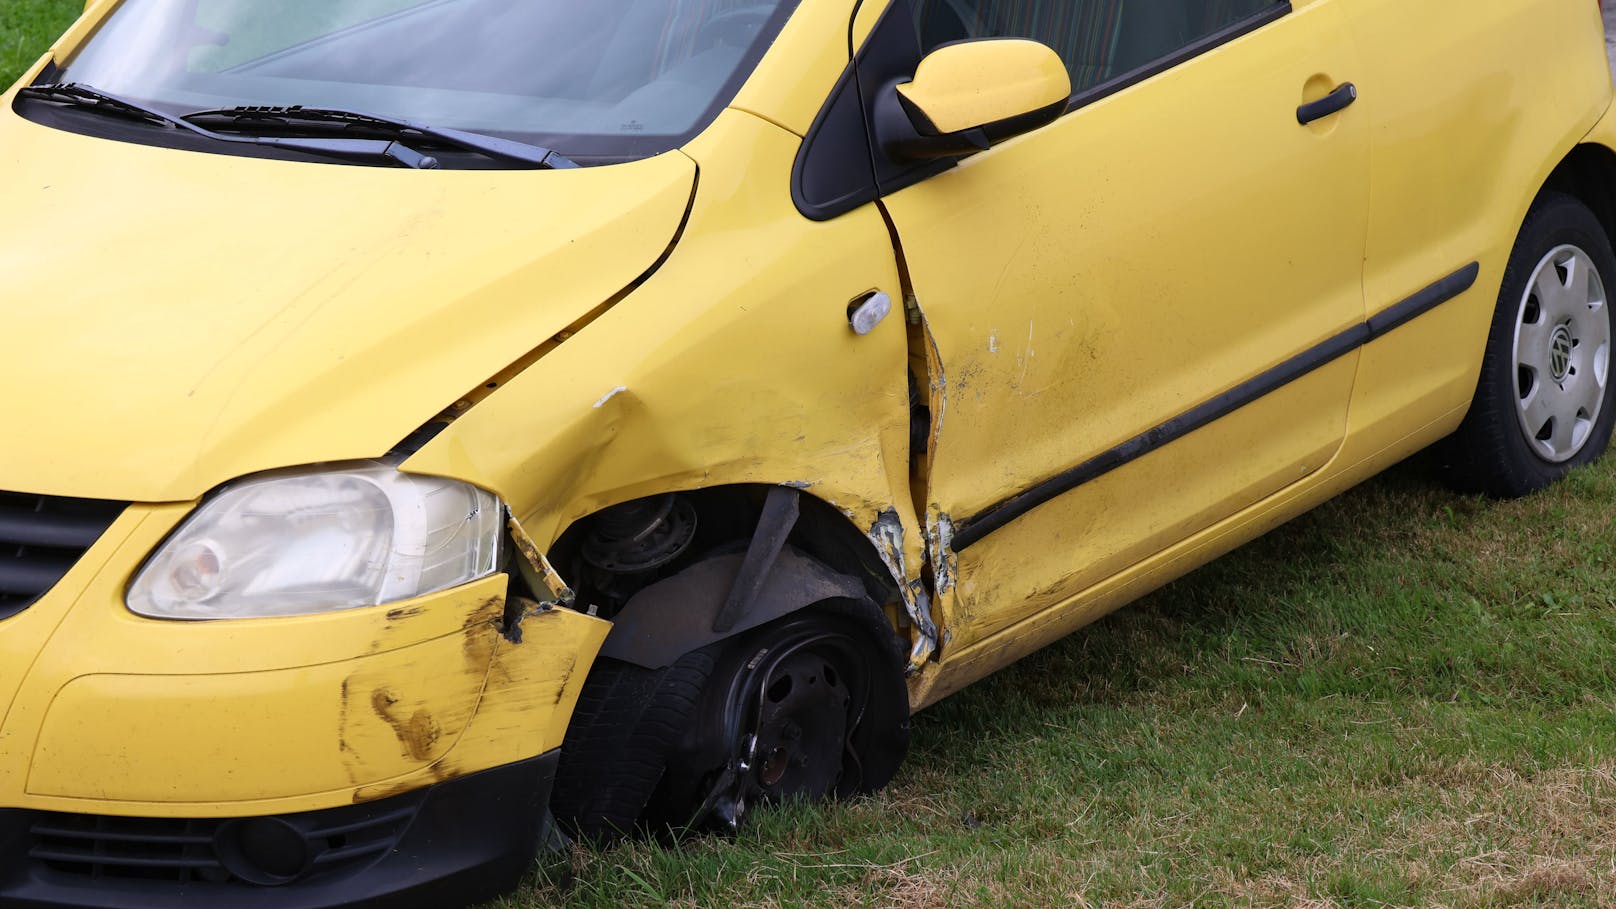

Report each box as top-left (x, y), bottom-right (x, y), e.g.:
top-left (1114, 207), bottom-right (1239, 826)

top-left (876, 39), bottom-right (1071, 162)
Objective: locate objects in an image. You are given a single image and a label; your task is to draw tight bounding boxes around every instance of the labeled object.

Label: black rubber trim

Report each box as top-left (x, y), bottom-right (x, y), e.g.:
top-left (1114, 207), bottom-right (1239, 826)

top-left (792, 58), bottom-right (882, 220)
top-left (950, 262), bottom-right (1482, 552)
top-left (1367, 263), bottom-right (1481, 337)
top-left (0, 752), bottom-right (559, 909)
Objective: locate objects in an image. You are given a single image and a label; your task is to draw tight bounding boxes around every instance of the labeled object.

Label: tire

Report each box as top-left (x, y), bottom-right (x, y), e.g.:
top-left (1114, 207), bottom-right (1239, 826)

top-left (1442, 192), bottom-right (1616, 497)
top-left (550, 650), bottom-right (717, 843)
top-left (552, 602), bottom-right (909, 841)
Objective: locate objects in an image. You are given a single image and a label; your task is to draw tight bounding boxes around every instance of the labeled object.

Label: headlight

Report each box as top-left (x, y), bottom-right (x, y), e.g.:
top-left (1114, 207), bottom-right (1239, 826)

top-left (128, 464), bottom-right (503, 620)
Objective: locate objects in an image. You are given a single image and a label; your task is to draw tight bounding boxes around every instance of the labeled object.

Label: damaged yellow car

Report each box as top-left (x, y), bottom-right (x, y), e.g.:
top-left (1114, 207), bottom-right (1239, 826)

top-left (3, 0), bottom-right (1616, 906)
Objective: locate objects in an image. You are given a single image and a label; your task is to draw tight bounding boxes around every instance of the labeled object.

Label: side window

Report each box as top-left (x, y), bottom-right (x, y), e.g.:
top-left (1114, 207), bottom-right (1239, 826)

top-left (911, 0), bottom-right (1285, 95)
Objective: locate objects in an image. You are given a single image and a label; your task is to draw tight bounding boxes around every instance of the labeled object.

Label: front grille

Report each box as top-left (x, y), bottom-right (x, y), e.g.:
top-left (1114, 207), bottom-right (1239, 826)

top-left (0, 491), bottom-right (126, 620)
top-left (27, 797), bottom-right (421, 886)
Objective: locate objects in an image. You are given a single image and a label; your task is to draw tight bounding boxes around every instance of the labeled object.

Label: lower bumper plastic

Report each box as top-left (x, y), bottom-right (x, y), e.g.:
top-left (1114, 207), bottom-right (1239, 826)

top-left (0, 751), bottom-right (558, 909)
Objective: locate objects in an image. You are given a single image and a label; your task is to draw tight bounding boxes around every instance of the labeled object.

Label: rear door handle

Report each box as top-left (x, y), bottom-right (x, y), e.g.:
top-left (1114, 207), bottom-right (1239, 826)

top-left (1297, 82), bottom-right (1358, 125)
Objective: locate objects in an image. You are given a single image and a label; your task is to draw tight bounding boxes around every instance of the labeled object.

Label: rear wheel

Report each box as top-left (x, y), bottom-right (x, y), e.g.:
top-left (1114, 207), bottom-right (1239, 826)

top-left (553, 603), bottom-right (909, 842)
top-left (1442, 193), bottom-right (1616, 496)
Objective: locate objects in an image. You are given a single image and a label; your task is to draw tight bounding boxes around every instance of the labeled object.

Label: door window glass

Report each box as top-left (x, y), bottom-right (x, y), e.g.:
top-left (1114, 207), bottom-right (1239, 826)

top-left (911, 0), bottom-right (1284, 94)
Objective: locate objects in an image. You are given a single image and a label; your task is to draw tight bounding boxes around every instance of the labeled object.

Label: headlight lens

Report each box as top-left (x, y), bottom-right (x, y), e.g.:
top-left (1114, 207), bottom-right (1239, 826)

top-left (128, 464), bottom-right (503, 620)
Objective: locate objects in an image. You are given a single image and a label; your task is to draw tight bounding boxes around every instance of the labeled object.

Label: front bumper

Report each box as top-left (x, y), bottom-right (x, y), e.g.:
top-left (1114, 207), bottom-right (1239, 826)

top-left (1, 503), bottom-right (609, 817)
top-left (0, 752), bottom-right (559, 909)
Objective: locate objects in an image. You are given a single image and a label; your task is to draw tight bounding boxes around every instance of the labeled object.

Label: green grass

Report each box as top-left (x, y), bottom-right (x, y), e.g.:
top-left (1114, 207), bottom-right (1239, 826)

top-left (8, 5), bottom-right (1616, 907)
top-left (491, 459), bottom-right (1616, 909)
top-left (1, 0), bottom-right (77, 88)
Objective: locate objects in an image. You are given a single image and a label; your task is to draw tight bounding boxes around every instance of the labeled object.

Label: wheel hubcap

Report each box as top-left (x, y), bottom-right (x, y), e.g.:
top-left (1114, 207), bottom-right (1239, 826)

top-left (1512, 244), bottom-right (1611, 463)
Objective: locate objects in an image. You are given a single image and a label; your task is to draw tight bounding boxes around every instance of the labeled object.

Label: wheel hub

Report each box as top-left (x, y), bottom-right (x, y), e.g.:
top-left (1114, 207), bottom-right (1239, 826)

top-left (748, 652), bottom-right (848, 800)
top-left (686, 627), bottom-right (871, 833)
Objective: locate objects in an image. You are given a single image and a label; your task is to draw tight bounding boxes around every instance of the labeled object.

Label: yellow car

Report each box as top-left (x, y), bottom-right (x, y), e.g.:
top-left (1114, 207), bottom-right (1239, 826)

top-left (2, 0), bottom-right (1613, 905)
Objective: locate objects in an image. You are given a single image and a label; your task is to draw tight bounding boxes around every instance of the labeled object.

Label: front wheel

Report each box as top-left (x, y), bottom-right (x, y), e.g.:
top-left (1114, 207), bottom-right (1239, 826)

top-left (1442, 192), bottom-right (1616, 497)
top-left (648, 608), bottom-right (911, 834)
top-left (552, 604), bottom-right (910, 842)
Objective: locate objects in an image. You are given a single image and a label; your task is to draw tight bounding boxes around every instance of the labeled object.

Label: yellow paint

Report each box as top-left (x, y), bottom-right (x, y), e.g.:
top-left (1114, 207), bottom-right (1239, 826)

top-left (896, 40), bottom-right (1070, 135)
top-left (2, 0), bottom-right (1613, 827)
top-left (58, 3), bottom-right (115, 58)
top-left (0, 118), bottom-right (695, 503)
top-left (851, 0), bottom-right (886, 47)
top-left (1331, 0), bottom-right (1612, 469)
top-left (911, 0), bottom-right (1614, 704)
top-left (887, 1), bottom-right (1369, 653)
top-left (1, 504), bottom-right (608, 815)
top-left (730, 0), bottom-right (863, 136)
top-left (405, 108), bottom-right (914, 569)
top-left (28, 638), bottom-right (486, 802)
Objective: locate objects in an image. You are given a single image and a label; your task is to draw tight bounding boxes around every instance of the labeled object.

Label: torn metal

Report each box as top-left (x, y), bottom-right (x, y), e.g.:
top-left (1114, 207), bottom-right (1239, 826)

top-left (505, 508), bottom-right (577, 642)
top-left (925, 511), bottom-right (957, 596)
top-left (868, 509), bottom-right (938, 674)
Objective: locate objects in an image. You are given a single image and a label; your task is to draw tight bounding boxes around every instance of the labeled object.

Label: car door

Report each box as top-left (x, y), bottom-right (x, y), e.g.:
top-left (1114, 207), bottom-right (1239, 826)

top-left (858, 0), bottom-right (1373, 652)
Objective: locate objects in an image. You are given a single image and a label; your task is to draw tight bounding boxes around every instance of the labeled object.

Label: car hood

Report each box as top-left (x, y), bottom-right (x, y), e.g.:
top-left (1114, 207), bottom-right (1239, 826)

top-left (0, 111), bottom-right (695, 502)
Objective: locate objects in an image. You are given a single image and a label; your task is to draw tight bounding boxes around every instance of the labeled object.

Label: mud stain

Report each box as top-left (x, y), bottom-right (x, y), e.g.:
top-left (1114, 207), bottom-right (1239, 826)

top-left (370, 687), bottom-right (442, 763)
top-left (463, 595), bottom-right (505, 631)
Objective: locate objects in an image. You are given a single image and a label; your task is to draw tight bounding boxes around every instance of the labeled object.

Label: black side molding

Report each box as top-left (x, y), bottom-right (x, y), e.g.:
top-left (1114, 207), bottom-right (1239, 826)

top-left (950, 262), bottom-right (1482, 552)
top-left (1367, 262), bottom-right (1480, 336)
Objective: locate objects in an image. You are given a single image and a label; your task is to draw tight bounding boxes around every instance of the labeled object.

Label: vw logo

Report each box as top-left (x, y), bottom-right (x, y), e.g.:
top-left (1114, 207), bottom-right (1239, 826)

top-left (1549, 326), bottom-right (1574, 382)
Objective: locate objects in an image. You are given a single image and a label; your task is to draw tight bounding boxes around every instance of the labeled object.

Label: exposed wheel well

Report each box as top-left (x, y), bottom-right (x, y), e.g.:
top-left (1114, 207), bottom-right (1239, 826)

top-left (543, 488), bottom-right (916, 839)
top-left (513, 485), bottom-right (908, 643)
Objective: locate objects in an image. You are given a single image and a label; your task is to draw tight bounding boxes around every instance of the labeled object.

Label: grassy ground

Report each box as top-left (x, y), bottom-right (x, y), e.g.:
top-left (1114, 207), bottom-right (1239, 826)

top-left (487, 457), bottom-right (1616, 909)
top-left (8, 5), bottom-right (1615, 908)
top-left (0, 0), bottom-right (76, 89)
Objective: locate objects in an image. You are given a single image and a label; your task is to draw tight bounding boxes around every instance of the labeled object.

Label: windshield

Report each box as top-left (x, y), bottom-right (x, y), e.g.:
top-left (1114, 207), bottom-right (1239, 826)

top-left (49, 0), bottom-right (799, 162)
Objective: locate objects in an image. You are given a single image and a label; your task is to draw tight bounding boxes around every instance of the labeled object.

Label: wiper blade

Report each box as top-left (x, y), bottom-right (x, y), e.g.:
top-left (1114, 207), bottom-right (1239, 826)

top-left (16, 82), bottom-right (177, 127)
top-left (16, 82), bottom-right (441, 169)
top-left (185, 106), bottom-right (579, 170)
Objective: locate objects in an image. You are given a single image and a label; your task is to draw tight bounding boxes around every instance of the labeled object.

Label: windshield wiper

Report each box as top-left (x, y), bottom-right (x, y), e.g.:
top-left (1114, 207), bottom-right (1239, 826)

top-left (16, 83), bottom-right (176, 127)
top-left (16, 83), bottom-right (446, 170)
top-left (185, 106), bottom-right (579, 170)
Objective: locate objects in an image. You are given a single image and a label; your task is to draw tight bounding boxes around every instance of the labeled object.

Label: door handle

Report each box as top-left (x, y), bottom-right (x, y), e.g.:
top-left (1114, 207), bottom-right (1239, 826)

top-left (1296, 82), bottom-right (1357, 125)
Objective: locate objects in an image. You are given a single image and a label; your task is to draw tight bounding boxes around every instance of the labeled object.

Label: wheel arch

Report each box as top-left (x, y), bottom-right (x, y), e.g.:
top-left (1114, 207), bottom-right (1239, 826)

top-left (1541, 142), bottom-right (1616, 248)
top-left (524, 484), bottom-right (912, 672)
